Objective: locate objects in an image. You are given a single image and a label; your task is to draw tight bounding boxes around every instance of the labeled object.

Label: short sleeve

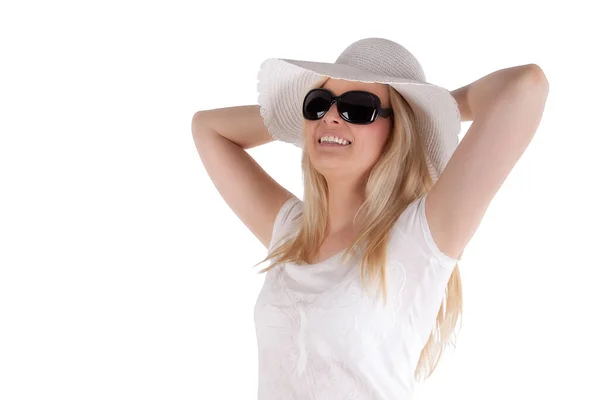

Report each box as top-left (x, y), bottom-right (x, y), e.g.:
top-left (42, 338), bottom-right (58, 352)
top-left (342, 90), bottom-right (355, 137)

top-left (268, 195), bottom-right (303, 253)
top-left (394, 193), bottom-right (460, 271)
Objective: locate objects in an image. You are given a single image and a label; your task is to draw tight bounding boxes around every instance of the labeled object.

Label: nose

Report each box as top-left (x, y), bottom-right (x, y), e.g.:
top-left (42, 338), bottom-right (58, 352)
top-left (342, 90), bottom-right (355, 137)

top-left (323, 101), bottom-right (342, 124)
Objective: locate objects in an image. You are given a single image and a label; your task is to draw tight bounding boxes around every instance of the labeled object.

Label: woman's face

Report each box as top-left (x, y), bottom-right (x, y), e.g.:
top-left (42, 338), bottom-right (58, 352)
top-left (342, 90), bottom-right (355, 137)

top-left (305, 78), bottom-right (393, 182)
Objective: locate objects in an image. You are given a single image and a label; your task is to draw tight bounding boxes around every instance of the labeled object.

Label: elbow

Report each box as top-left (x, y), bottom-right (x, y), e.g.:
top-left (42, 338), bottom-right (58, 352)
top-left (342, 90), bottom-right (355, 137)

top-left (521, 64), bottom-right (549, 91)
top-left (508, 64), bottom-right (549, 101)
top-left (192, 111), bottom-right (209, 135)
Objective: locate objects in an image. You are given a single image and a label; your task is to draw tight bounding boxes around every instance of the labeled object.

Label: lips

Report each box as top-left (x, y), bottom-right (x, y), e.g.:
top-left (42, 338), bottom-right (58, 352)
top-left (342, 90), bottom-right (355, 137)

top-left (319, 141), bottom-right (350, 147)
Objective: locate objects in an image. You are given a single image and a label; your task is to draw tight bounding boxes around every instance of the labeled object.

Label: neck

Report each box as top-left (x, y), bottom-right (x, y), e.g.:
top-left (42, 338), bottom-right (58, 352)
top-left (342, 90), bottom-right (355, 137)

top-left (324, 176), bottom-right (366, 236)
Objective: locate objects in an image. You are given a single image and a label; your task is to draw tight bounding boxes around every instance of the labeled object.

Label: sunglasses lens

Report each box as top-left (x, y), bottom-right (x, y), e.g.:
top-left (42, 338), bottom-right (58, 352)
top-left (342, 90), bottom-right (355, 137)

top-left (303, 90), bottom-right (331, 120)
top-left (339, 92), bottom-right (377, 124)
top-left (302, 89), bottom-right (379, 124)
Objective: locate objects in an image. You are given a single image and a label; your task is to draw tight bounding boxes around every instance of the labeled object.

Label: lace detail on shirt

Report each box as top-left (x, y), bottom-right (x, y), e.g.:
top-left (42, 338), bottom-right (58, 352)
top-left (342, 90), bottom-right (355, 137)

top-left (254, 193), bottom-right (457, 398)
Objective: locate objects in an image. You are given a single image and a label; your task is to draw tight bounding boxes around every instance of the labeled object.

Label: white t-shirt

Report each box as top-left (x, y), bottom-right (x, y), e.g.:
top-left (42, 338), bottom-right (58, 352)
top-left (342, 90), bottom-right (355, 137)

top-left (254, 193), bottom-right (459, 399)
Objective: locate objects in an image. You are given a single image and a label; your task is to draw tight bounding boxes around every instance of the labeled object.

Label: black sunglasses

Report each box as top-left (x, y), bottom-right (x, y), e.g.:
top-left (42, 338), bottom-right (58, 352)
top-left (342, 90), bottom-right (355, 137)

top-left (302, 88), bottom-right (393, 125)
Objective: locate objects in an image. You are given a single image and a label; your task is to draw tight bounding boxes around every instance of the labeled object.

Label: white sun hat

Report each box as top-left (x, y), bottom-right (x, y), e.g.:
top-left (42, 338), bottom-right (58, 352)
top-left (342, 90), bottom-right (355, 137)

top-left (256, 37), bottom-right (462, 183)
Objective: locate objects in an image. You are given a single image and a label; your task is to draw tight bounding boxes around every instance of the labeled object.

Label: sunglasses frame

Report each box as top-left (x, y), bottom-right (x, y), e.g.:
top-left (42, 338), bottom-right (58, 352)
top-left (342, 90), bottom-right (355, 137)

top-left (302, 88), bottom-right (394, 125)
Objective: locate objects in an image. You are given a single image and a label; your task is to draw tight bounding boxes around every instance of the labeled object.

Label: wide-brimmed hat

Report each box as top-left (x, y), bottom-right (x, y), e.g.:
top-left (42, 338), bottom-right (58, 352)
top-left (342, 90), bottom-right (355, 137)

top-left (256, 37), bottom-right (462, 183)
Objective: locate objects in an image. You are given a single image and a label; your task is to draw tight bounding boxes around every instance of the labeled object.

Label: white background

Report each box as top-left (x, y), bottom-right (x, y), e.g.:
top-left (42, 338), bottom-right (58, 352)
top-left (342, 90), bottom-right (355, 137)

top-left (1, 0), bottom-right (598, 399)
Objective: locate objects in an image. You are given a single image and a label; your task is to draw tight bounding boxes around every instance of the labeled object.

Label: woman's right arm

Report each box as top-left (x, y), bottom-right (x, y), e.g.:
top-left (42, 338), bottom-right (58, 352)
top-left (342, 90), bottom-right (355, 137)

top-left (191, 105), bottom-right (296, 249)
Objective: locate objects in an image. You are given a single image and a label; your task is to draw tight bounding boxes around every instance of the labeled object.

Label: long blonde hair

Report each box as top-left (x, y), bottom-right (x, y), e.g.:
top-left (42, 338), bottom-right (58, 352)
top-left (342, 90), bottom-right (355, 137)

top-left (253, 76), bottom-right (464, 382)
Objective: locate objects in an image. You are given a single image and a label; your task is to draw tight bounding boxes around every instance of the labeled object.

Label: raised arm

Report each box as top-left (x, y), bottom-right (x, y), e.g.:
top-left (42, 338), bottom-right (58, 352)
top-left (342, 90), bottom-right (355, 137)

top-left (191, 105), bottom-right (296, 248)
top-left (426, 64), bottom-right (549, 260)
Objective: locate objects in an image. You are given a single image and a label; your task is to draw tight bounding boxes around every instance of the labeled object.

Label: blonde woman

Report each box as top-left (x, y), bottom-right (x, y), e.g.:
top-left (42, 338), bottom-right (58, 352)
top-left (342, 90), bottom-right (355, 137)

top-left (191, 38), bottom-right (549, 399)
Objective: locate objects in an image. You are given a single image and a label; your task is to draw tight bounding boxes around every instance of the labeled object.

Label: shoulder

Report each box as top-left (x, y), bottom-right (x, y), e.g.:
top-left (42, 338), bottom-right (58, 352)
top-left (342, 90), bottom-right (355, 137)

top-left (390, 194), bottom-right (459, 270)
top-left (268, 195), bottom-right (303, 252)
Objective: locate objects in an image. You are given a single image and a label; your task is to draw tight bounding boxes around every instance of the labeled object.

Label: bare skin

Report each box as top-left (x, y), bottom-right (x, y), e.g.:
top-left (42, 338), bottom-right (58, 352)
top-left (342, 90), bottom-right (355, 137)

top-left (305, 78), bottom-right (393, 262)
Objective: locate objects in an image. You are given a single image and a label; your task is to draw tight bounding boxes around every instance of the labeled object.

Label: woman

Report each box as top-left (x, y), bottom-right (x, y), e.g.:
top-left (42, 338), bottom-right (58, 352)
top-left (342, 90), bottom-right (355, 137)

top-left (191, 38), bottom-right (548, 399)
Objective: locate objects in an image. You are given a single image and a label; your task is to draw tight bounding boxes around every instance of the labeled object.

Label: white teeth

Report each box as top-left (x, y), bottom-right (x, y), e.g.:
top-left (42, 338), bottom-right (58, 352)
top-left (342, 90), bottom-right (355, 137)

top-left (319, 136), bottom-right (350, 145)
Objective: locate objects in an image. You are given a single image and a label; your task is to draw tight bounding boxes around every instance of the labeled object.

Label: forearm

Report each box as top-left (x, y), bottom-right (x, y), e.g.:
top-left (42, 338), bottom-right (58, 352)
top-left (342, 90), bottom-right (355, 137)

top-left (192, 105), bottom-right (275, 150)
top-left (451, 64), bottom-right (545, 121)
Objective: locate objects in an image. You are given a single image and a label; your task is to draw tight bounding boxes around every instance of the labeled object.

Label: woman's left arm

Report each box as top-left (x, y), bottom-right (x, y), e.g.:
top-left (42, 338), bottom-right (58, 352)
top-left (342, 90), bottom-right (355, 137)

top-left (426, 64), bottom-right (549, 260)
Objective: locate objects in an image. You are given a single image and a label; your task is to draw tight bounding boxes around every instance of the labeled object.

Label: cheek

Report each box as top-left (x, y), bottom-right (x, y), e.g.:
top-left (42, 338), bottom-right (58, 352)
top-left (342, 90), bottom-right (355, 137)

top-left (375, 130), bottom-right (390, 149)
top-left (360, 127), bottom-right (390, 154)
